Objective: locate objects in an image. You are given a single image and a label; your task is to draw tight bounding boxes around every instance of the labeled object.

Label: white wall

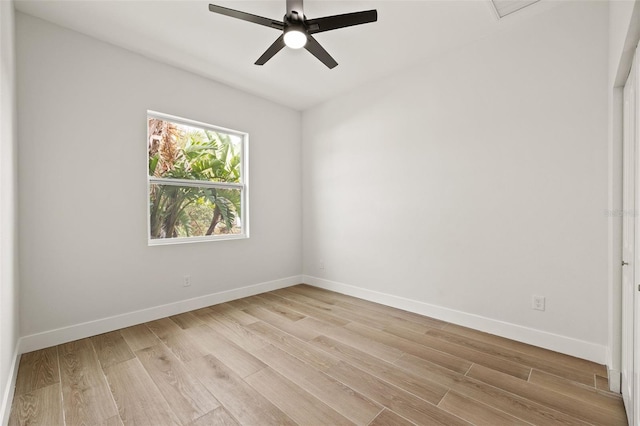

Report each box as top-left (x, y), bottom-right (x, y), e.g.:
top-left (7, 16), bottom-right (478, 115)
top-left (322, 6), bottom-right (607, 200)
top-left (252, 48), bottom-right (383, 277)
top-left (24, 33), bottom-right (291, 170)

top-left (0, 0), bottom-right (19, 422)
top-left (303, 1), bottom-right (609, 360)
top-left (16, 13), bottom-right (302, 340)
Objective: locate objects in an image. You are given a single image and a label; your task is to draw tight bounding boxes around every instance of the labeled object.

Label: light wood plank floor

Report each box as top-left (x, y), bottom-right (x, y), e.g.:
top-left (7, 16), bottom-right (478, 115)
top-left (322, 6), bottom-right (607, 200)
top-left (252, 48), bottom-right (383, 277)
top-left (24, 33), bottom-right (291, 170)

top-left (9, 284), bottom-right (627, 425)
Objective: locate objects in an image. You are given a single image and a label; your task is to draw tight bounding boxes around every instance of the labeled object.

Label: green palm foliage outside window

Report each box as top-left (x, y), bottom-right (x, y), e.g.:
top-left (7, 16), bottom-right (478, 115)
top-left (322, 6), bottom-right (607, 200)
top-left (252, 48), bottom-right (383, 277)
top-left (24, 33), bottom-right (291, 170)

top-left (147, 113), bottom-right (247, 243)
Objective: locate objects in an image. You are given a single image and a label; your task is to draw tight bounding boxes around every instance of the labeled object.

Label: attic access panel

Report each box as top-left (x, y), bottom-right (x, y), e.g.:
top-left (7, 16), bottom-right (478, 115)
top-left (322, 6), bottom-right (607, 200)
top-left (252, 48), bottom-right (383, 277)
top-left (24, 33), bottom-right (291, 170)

top-left (491, 0), bottom-right (541, 18)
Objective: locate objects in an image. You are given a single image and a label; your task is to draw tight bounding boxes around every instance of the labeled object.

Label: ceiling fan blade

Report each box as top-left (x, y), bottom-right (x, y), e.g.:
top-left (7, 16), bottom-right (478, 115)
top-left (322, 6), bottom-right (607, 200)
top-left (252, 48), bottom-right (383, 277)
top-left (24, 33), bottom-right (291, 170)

top-left (286, 0), bottom-right (304, 18)
top-left (304, 35), bottom-right (338, 69)
top-left (307, 10), bottom-right (377, 34)
top-left (255, 35), bottom-right (287, 66)
top-left (208, 4), bottom-right (284, 30)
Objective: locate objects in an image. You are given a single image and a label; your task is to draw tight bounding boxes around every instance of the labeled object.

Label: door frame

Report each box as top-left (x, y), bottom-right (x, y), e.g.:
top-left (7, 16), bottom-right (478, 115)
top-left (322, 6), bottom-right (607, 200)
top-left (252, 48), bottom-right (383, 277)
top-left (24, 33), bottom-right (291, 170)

top-left (622, 45), bottom-right (640, 426)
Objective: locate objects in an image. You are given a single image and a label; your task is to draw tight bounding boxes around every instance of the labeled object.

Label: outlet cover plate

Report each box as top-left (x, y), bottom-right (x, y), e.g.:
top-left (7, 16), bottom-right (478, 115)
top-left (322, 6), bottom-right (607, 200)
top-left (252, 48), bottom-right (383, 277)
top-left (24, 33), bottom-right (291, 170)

top-left (532, 295), bottom-right (545, 311)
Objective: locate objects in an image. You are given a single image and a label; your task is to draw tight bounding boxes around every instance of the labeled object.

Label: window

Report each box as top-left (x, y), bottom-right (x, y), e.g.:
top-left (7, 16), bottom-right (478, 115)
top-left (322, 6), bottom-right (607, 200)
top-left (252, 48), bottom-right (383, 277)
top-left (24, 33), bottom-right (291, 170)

top-left (147, 111), bottom-right (248, 245)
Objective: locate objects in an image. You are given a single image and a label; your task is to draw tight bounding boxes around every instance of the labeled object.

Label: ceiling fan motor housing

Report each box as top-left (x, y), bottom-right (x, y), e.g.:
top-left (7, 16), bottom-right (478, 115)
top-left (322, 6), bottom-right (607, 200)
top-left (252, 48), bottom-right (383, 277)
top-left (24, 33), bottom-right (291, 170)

top-left (283, 14), bottom-right (308, 49)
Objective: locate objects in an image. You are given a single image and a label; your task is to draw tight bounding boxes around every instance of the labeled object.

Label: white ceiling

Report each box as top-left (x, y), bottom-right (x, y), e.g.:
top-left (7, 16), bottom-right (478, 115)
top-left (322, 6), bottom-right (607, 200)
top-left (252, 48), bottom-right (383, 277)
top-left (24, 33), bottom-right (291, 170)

top-left (14, 0), bottom-right (559, 110)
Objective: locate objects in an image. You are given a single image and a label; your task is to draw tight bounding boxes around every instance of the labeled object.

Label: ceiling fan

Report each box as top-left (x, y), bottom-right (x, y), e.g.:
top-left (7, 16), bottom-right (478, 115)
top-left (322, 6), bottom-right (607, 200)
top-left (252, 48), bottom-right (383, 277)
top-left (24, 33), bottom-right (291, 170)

top-left (208, 0), bottom-right (377, 69)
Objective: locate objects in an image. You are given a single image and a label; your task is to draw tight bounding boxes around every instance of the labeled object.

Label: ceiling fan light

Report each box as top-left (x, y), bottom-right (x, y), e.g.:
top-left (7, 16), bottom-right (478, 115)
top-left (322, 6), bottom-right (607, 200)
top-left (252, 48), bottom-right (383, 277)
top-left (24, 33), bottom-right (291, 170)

top-left (284, 29), bottom-right (307, 49)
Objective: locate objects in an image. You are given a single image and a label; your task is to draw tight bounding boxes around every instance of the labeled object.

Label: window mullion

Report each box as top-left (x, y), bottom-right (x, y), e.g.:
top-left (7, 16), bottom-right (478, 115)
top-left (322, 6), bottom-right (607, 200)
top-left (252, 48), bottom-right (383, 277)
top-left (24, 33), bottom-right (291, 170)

top-left (149, 177), bottom-right (243, 190)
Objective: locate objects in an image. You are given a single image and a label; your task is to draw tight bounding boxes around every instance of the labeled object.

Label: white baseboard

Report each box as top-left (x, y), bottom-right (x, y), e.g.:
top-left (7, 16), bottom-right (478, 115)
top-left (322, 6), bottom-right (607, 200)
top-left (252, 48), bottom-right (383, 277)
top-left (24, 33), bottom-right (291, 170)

top-left (1, 341), bottom-right (21, 426)
top-left (303, 275), bottom-right (608, 364)
top-left (20, 275), bottom-right (302, 354)
top-left (609, 368), bottom-right (622, 393)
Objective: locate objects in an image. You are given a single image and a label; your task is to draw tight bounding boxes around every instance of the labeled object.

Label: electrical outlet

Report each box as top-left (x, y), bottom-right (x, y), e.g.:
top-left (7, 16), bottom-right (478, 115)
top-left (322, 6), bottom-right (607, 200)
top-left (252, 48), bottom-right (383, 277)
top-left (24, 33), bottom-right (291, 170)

top-left (319, 261), bottom-right (325, 270)
top-left (183, 275), bottom-right (191, 287)
top-left (532, 295), bottom-right (545, 311)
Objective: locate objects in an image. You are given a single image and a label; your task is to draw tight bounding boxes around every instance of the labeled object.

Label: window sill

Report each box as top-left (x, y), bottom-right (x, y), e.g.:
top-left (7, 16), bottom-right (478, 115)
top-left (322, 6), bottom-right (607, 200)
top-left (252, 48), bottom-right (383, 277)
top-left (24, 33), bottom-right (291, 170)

top-left (148, 233), bottom-right (249, 246)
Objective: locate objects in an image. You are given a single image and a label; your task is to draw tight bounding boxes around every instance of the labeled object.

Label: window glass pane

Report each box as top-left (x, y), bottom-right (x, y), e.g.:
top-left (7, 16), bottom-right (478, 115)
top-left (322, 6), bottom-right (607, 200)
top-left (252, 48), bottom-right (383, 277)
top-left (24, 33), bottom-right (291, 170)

top-left (149, 184), bottom-right (243, 239)
top-left (148, 117), bottom-right (242, 184)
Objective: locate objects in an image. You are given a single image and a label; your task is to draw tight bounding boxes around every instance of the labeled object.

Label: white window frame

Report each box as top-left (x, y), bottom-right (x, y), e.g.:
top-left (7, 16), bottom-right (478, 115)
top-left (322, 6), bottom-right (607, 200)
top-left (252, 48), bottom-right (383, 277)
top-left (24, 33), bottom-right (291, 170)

top-left (147, 110), bottom-right (249, 245)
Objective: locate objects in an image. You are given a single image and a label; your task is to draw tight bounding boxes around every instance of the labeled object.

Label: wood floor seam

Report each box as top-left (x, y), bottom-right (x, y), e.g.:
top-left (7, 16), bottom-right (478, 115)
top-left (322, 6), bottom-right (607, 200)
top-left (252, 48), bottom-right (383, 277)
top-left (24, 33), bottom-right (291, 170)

top-left (437, 389), bottom-right (452, 407)
top-left (464, 362), bottom-right (474, 376)
top-left (53, 347), bottom-right (65, 426)
top-left (364, 408), bottom-right (387, 426)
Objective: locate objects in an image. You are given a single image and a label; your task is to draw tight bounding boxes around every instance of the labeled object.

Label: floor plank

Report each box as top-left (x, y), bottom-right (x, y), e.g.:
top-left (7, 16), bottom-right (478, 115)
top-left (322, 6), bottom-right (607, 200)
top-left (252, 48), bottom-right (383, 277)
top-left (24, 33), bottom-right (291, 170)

top-left (119, 324), bottom-right (161, 352)
top-left (8, 384), bottom-right (63, 426)
top-left (311, 334), bottom-right (450, 404)
top-left (245, 366), bottom-right (355, 425)
top-left (443, 323), bottom-right (607, 376)
top-left (467, 363), bottom-right (627, 426)
top-left (208, 303), bottom-right (261, 326)
top-left (241, 302), bottom-right (322, 341)
top-left (157, 328), bottom-right (208, 363)
top-left (368, 408), bottom-right (415, 426)
top-left (528, 368), bottom-right (625, 414)
top-left (262, 292), bottom-right (350, 326)
top-left (252, 343), bottom-right (382, 425)
top-left (14, 347), bottom-right (59, 396)
top-left (90, 331), bottom-right (135, 370)
top-left (438, 391), bottom-right (529, 425)
top-left (58, 338), bottom-right (119, 425)
top-left (341, 320), bottom-right (471, 373)
top-left (595, 374), bottom-right (611, 392)
top-left (196, 310), bottom-right (269, 352)
top-left (299, 317), bottom-right (405, 363)
top-left (104, 358), bottom-right (180, 425)
top-left (170, 312), bottom-right (205, 330)
top-left (189, 407), bottom-right (239, 426)
top-left (186, 354), bottom-right (296, 425)
top-left (136, 344), bottom-right (219, 424)
top-left (395, 354), bottom-right (590, 425)
top-left (279, 287), bottom-right (436, 335)
top-left (247, 321), bottom-right (341, 371)
top-left (100, 415), bottom-right (124, 426)
top-left (324, 361), bottom-right (468, 426)
top-left (380, 324), bottom-right (532, 380)
top-left (251, 294), bottom-right (308, 321)
top-left (185, 324), bottom-right (266, 378)
top-left (296, 285), bottom-right (447, 329)
top-left (427, 326), bottom-right (595, 386)
top-left (145, 317), bottom-right (183, 339)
